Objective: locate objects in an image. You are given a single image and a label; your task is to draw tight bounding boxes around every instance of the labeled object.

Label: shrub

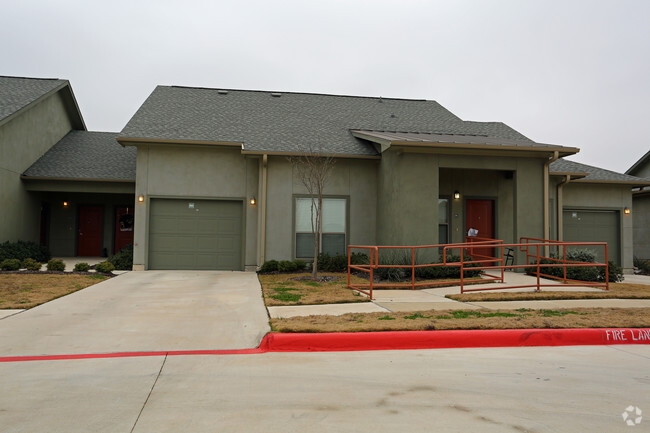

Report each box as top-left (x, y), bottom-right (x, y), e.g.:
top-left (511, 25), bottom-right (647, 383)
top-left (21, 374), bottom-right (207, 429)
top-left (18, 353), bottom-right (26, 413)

top-left (73, 262), bottom-right (91, 272)
top-left (599, 261), bottom-right (623, 283)
top-left (634, 256), bottom-right (650, 274)
top-left (293, 259), bottom-right (307, 271)
top-left (350, 252), bottom-right (369, 265)
top-left (95, 261), bottom-right (115, 274)
top-left (1, 259), bottom-right (21, 271)
top-left (317, 253), bottom-right (348, 273)
top-left (46, 259), bottom-right (65, 272)
top-left (418, 254), bottom-right (482, 280)
top-left (0, 240), bottom-right (51, 263)
top-left (277, 260), bottom-right (298, 273)
top-left (259, 260), bottom-right (279, 273)
top-left (527, 248), bottom-right (620, 282)
top-left (22, 258), bottom-right (42, 271)
top-left (108, 244), bottom-right (133, 270)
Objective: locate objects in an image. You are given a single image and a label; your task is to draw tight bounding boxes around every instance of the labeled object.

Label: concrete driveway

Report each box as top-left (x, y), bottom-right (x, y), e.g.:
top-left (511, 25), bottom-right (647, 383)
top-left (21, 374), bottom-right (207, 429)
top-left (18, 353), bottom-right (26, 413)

top-left (0, 271), bottom-right (270, 357)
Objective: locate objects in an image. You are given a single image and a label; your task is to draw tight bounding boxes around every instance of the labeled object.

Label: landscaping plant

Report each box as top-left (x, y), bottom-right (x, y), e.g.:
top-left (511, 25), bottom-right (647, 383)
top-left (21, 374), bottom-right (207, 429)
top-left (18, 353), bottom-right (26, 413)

top-left (46, 259), bottom-right (65, 272)
top-left (108, 243), bottom-right (133, 270)
top-left (0, 240), bottom-right (50, 263)
top-left (73, 262), bottom-right (91, 272)
top-left (21, 258), bottom-right (42, 271)
top-left (95, 261), bottom-right (115, 274)
top-left (1, 259), bottom-right (21, 271)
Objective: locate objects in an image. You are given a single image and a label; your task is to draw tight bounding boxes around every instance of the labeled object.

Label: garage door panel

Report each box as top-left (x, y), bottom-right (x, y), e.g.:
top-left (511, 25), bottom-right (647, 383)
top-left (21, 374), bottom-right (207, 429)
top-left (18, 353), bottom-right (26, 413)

top-left (149, 199), bottom-right (243, 270)
top-left (563, 210), bottom-right (619, 265)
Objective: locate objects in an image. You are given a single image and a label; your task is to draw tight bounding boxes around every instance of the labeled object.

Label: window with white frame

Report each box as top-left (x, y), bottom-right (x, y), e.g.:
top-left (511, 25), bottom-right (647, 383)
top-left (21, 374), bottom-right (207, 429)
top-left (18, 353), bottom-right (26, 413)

top-left (295, 197), bottom-right (347, 258)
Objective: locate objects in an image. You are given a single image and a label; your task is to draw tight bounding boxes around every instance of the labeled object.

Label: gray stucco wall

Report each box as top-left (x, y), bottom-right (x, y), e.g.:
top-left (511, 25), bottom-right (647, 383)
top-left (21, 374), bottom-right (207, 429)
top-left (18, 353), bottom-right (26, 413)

top-left (132, 145), bottom-right (258, 270)
top-left (377, 150), bottom-right (544, 263)
top-left (264, 156), bottom-right (378, 261)
top-left (632, 194), bottom-right (650, 261)
top-left (0, 91), bottom-right (74, 243)
top-left (562, 182), bottom-right (634, 271)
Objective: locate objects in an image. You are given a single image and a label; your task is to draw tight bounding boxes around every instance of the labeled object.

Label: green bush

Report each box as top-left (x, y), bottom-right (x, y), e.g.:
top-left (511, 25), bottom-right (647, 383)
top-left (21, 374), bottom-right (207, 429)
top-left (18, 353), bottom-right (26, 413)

top-left (0, 241), bottom-right (50, 263)
top-left (22, 258), bottom-right (42, 271)
top-left (527, 249), bottom-right (620, 282)
top-left (278, 260), bottom-right (298, 273)
top-left (634, 256), bottom-right (650, 274)
top-left (417, 254), bottom-right (482, 280)
top-left (95, 261), bottom-right (115, 274)
top-left (350, 252), bottom-right (369, 265)
top-left (293, 259), bottom-right (307, 271)
top-left (317, 253), bottom-right (348, 273)
top-left (73, 262), bottom-right (91, 272)
top-left (46, 259), bottom-right (65, 272)
top-left (1, 259), bottom-right (21, 271)
top-left (259, 260), bottom-right (279, 273)
top-left (599, 261), bottom-right (623, 283)
top-left (108, 244), bottom-right (133, 270)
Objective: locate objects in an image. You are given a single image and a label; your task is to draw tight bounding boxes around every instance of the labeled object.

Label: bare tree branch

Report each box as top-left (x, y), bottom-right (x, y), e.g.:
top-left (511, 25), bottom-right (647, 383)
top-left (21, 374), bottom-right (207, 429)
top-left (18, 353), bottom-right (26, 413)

top-left (288, 152), bottom-right (335, 278)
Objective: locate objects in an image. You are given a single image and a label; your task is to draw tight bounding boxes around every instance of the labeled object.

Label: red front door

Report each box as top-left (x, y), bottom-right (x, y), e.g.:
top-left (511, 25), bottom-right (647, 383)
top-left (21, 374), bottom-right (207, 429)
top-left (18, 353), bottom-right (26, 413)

top-left (466, 199), bottom-right (495, 260)
top-left (114, 206), bottom-right (134, 253)
top-left (78, 206), bottom-right (103, 256)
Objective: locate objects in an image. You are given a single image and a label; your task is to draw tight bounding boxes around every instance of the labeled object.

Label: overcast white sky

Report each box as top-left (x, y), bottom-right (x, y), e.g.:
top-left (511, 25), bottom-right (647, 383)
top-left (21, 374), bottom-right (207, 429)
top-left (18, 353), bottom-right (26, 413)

top-left (3, 0), bottom-right (649, 173)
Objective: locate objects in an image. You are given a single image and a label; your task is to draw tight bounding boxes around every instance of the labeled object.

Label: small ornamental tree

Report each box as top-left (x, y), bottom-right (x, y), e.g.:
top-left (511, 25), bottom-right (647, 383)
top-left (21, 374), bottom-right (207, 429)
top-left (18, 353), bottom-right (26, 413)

top-left (288, 152), bottom-right (335, 278)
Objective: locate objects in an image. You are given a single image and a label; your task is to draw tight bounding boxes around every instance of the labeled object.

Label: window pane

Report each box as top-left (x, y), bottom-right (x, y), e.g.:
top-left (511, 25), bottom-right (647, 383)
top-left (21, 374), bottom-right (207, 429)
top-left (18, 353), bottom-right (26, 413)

top-left (322, 233), bottom-right (345, 256)
top-left (438, 224), bottom-right (448, 244)
top-left (296, 233), bottom-right (315, 258)
top-left (322, 199), bottom-right (346, 233)
top-left (296, 198), bottom-right (316, 232)
top-left (438, 199), bottom-right (448, 224)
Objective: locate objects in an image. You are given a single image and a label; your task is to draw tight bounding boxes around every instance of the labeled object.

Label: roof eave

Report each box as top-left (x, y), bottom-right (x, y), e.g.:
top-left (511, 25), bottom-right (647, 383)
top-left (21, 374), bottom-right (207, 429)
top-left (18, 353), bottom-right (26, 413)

top-left (626, 150), bottom-right (650, 175)
top-left (116, 137), bottom-right (243, 148)
top-left (0, 80), bottom-right (85, 131)
top-left (571, 179), bottom-right (650, 187)
top-left (21, 175), bottom-right (135, 183)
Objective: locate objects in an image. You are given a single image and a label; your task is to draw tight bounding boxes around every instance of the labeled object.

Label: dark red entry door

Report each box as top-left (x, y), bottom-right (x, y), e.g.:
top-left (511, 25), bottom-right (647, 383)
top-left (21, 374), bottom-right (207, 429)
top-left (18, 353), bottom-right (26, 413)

top-left (466, 199), bottom-right (495, 260)
top-left (78, 206), bottom-right (103, 256)
top-left (114, 207), bottom-right (134, 253)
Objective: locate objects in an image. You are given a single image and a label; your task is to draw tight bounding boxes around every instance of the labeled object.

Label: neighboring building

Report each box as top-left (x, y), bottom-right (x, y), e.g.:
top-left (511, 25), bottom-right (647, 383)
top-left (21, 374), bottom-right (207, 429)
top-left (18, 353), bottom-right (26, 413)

top-left (549, 159), bottom-right (650, 270)
top-left (3, 77), bottom-right (648, 272)
top-left (626, 151), bottom-right (650, 261)
top-left (1, 76), bottom-right (136, 257)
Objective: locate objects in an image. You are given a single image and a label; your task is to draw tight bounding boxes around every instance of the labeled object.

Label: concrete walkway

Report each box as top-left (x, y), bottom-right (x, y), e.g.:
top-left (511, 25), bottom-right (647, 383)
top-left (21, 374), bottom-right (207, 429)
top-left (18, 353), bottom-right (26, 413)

top-left (0, 271), bottom-right (270, 356)
top-left (268, 272), bottom-right (650, 318)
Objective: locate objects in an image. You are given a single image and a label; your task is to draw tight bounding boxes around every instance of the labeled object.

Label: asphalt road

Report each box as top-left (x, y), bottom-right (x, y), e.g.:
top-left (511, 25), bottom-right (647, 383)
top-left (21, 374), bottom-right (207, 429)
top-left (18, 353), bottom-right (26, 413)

top-left (1, 345), bottom-right (648, 432)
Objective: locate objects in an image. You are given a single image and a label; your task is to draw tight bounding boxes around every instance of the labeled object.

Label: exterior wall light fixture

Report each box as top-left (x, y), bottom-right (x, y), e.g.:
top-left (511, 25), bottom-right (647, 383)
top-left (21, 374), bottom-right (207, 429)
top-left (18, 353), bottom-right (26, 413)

top-left (454, 191), bottom-right (460, 200)
top-left (249, 196), bottom-right (256, 206)
top-left (624, 207), bottom-right (631, 215)
top-left (63, 201), bottom-right (68, 207)
top-left (138, 195), bottom-right (144, 203)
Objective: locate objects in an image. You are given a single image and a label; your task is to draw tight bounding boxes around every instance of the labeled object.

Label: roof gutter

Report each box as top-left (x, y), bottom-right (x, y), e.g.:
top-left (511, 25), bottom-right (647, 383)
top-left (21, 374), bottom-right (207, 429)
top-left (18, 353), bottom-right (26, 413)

top-left (544, 151), bottom-right (560, 250)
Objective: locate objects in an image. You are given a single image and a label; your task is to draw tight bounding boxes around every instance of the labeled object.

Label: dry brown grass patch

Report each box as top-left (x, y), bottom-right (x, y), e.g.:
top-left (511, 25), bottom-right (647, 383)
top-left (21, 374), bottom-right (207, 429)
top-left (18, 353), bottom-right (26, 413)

top-left (0, 274), bottom-right (109, 309)
top-left (271, 307), bottom-right (650, 333)
top-left (259, 272), bottom-right (370, 306)
top-left (446, 283), bottom-right (650, 302)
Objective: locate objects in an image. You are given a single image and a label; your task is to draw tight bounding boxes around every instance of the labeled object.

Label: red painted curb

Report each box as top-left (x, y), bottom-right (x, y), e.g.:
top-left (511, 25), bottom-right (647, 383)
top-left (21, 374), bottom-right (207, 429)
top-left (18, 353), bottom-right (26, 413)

top-left (263, 328), bottom-right (650, 352)
top-left (1, 328), bottom-right (648, 363)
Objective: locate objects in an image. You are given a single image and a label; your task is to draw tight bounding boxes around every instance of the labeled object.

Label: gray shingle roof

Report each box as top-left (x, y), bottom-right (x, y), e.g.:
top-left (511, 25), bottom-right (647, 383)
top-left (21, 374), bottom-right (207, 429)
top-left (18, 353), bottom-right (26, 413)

top-left (23, 131), bottom-right (136, 181)
top-left (119, 86), bottom-right (534, 156)
top-left (351, 130), bottom-right (577, 156)
top-left (0, 76), bottom-right (67, 123)
top-left (550, 158), bottom-right (650, 185)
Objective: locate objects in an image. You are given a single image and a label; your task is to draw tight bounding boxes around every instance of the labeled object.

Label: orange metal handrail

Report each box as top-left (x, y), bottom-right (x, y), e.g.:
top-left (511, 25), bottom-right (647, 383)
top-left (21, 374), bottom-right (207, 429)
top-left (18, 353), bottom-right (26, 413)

top-left (347, 238), bottom-right (610, 298)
